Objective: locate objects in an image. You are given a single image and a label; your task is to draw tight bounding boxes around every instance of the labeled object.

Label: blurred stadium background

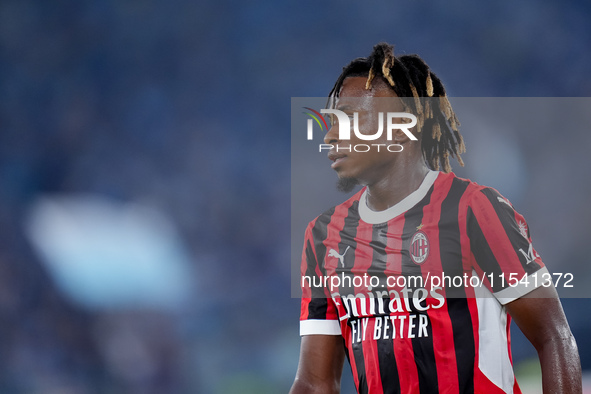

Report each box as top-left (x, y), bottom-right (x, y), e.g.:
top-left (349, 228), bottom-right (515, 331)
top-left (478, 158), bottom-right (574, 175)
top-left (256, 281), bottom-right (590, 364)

top-left (0, 0), bottom-right (590, 393)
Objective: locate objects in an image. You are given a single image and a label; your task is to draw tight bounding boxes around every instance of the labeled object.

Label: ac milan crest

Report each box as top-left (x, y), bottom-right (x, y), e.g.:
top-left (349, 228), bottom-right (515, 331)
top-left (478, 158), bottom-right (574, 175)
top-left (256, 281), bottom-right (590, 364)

top-left (410, 231), bottom-right (429, 264)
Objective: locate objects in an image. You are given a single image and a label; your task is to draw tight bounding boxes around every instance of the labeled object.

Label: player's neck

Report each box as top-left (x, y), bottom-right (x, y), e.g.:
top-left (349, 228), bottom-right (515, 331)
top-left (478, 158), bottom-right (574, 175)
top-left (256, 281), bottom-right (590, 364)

top-left (365, 162), bottom-right (430, 212)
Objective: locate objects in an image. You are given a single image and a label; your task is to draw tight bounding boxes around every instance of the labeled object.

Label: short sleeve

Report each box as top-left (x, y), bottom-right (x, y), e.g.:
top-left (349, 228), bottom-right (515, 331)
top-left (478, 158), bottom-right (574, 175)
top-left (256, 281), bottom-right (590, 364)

top-left (467, 187), bottom-right (548, 304)
top-left (299, 222), bottom-right (341, 336)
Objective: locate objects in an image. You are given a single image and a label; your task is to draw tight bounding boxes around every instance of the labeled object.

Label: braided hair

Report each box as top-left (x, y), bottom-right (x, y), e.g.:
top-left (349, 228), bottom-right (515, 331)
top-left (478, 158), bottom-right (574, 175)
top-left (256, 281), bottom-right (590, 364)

top-left (328, 42), bottom-right (465, 172)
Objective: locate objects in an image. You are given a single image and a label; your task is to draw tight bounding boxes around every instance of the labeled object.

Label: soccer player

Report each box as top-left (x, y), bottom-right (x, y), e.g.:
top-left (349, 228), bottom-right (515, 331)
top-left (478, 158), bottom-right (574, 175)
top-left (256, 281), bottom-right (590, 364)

top-left (290, 43), bottom-right (581, 394)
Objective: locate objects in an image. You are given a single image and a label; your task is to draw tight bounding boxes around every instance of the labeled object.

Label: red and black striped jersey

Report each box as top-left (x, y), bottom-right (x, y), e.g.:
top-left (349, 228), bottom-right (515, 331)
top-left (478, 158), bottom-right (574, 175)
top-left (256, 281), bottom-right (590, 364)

top-left (299, 171), bottom-right (547, 394)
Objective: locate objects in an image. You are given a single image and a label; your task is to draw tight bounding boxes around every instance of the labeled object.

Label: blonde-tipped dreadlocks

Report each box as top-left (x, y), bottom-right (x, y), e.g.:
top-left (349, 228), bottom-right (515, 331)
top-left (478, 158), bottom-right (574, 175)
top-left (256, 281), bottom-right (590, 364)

top-left (327, 42), bottom-right (466, 173)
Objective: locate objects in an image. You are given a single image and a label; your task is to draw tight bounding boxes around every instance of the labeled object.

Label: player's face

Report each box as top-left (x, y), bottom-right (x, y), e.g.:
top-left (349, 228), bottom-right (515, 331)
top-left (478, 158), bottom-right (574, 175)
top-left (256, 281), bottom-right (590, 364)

top-left (324, 76), bottom-right (408, 189)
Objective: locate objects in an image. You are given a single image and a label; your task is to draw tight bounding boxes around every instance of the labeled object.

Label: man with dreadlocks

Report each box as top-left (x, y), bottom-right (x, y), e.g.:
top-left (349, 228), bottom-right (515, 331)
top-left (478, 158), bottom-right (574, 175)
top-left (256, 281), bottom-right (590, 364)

top-left (290, 43), bottom-right (581, 394)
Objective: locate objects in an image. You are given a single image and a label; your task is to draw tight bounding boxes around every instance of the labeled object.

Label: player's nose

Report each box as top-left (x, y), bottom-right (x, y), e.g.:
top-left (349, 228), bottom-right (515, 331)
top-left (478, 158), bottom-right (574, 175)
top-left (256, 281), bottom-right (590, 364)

top-left (324, 122), bottom-right (340, 145)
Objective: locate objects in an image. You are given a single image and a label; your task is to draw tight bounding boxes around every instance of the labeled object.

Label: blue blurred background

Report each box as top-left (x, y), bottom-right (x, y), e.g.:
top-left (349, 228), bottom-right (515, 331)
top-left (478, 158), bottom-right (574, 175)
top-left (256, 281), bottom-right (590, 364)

top-left (1, 0), bottom-right (590, 393)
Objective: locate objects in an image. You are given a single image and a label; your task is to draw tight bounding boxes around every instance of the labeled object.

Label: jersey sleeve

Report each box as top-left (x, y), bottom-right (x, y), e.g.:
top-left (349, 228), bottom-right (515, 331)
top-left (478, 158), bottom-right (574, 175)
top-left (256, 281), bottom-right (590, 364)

top-left (299, 221), bottom-right (341, 336)
top-left (467, 187), bottom-right (548, 304)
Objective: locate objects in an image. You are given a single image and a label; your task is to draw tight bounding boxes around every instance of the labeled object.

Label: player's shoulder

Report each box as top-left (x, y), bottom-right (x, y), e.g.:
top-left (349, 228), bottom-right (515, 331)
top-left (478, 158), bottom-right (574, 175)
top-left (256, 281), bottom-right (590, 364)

top-left (438, 171), bottom-right (482, 192)
top-left (444, 172), bottom-right (516, 211)
top-left (305, 188), bottom-right (365, 232)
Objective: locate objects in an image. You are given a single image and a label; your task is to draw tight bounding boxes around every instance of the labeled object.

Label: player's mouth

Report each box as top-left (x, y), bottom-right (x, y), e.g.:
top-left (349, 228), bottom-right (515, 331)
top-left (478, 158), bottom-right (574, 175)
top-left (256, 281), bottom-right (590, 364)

top-left (328, 151), bottom-right (347, 169)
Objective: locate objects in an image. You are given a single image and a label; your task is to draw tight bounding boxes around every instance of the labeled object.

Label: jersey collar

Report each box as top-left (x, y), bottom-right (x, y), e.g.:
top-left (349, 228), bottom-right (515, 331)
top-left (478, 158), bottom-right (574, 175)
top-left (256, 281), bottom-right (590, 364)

top-left (358, 170), bottom-right (440, 224)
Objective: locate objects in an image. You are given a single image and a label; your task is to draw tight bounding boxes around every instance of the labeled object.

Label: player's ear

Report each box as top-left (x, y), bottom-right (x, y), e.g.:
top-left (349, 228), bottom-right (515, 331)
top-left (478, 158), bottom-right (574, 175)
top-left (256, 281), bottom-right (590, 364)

top-left (388, 111), bottom-right (420, 144)
top-left (392, 127), bottom-right (420, 144)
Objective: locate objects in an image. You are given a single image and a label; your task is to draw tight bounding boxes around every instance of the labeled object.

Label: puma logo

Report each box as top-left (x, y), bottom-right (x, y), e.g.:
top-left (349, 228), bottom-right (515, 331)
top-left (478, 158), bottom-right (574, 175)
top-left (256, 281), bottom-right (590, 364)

top-left (328, 246), bottom-right (350, 268)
